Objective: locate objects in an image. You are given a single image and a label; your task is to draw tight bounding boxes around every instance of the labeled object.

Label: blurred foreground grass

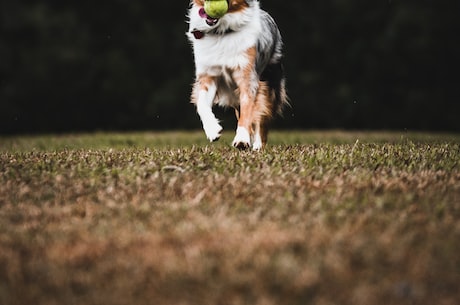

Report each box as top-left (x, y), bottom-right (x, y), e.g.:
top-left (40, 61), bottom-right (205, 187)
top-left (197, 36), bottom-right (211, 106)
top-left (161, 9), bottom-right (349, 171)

top-left (0, 131), bottom-right (459, 305)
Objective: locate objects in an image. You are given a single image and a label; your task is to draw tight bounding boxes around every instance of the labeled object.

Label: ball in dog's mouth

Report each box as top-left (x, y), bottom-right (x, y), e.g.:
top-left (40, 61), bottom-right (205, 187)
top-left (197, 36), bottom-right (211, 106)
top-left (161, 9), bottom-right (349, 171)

top-left (204, 0), bottom-right (229, 19)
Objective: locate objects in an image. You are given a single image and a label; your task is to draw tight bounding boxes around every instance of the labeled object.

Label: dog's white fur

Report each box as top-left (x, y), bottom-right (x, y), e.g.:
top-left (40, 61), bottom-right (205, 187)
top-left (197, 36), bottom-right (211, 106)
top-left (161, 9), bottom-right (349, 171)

top-left (187, 0), bottom-right (287, 150)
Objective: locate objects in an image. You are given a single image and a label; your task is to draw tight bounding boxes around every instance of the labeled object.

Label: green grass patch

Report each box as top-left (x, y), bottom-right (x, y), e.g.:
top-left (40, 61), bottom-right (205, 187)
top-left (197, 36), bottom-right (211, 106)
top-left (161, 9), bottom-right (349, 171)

top-left (0, 131), bottom-right (459, 305)
top-left (1, 130), bottom-right (459, 151)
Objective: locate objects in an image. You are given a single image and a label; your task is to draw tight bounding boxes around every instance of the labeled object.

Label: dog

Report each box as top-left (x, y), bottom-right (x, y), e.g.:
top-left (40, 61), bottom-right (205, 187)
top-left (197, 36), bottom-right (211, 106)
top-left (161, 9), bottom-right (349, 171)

top-left (186, 0), bottom-right (288, 150)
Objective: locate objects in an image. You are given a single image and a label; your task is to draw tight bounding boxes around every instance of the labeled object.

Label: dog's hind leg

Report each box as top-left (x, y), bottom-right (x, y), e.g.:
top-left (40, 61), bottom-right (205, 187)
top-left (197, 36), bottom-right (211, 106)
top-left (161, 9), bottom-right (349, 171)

top-left (252, 122), bottom-right (263, 151)
top-left (251, 82), bottom-right (272, 150)
top-left (192, 75), bottom-right (222, 142)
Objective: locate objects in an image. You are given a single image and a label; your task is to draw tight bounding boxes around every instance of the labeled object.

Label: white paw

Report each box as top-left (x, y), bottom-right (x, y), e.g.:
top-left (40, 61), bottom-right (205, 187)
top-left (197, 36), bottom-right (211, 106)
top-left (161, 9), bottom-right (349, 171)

top-left (252, 134), bottom-right (263, 151)
top-left (232, 127), bottom-right (251, 150)
top-left (202, 118), bottom-right (223, 142)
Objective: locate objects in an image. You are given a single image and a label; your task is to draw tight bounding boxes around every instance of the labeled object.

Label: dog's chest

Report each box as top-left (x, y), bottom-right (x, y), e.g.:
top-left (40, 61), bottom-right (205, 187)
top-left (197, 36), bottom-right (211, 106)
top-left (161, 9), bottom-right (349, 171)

top-left (193, 33), bottom-right (256, 73)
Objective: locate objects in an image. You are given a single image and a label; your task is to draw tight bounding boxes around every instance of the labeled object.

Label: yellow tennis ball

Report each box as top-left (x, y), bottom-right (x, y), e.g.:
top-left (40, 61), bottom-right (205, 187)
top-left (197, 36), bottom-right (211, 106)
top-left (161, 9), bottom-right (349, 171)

top-left (204, 0), bottom-right (229, 19)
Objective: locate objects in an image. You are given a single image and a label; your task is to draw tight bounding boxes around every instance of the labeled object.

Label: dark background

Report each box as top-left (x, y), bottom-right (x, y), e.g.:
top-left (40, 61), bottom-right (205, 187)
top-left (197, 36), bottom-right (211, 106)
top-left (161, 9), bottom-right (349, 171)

top-left (1, 0), bottom-right (459, 134)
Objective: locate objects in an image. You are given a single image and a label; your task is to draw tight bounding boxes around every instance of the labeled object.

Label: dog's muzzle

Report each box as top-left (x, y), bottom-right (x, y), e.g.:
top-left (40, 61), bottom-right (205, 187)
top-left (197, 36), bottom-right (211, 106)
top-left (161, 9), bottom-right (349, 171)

top-left (199, 7), bottom-right (219, 26)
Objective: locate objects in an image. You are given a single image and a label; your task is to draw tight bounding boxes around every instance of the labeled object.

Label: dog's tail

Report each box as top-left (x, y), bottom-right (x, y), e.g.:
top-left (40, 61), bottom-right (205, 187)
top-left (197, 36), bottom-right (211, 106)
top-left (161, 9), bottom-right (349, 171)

top-left (257, 11), bottom-right (289, 117)
top-left (261, 62), bottom-right (289, 117)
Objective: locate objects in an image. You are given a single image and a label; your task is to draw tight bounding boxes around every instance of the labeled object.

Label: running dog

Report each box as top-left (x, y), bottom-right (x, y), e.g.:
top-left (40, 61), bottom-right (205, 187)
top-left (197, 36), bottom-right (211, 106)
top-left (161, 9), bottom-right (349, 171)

top-left (187, 0), bottom-right (288, 150)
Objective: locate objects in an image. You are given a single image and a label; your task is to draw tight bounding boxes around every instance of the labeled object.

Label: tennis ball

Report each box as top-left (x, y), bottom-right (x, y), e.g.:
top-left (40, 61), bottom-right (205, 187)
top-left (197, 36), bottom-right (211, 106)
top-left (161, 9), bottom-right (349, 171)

top-left (204, 0), bottom-right (228, 19)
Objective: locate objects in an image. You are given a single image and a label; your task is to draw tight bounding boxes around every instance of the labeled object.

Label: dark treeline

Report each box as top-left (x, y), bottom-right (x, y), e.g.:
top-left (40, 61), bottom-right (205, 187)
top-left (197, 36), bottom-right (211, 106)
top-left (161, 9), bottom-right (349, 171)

top-left (1, 0), bottom-right (459, 134)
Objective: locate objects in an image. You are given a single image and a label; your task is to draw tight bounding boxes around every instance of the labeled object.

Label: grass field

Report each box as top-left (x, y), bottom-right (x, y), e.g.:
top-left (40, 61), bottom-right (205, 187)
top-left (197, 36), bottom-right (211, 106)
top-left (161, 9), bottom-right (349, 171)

top-left (0, 131), bottom-right (459, 305)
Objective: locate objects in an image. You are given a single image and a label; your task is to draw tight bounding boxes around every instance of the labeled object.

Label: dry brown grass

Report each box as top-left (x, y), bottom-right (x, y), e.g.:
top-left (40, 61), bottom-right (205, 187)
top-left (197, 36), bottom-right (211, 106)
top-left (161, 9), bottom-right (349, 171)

top-left (0, 131), bottom-right (459, 305)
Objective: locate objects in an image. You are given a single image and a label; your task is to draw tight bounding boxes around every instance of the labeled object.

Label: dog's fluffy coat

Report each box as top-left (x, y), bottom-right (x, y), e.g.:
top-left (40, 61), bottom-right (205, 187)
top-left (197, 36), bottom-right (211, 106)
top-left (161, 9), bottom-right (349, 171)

top-left (187, 0), bottom-right (288, 150)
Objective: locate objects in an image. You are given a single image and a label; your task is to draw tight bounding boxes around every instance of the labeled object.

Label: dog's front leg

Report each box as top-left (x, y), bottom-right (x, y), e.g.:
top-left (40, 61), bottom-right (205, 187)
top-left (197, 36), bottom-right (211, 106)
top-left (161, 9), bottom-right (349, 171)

top-left (193, 75), bottom-right (222, 142)
top-left (232, 48), bottom-right (259, 150)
